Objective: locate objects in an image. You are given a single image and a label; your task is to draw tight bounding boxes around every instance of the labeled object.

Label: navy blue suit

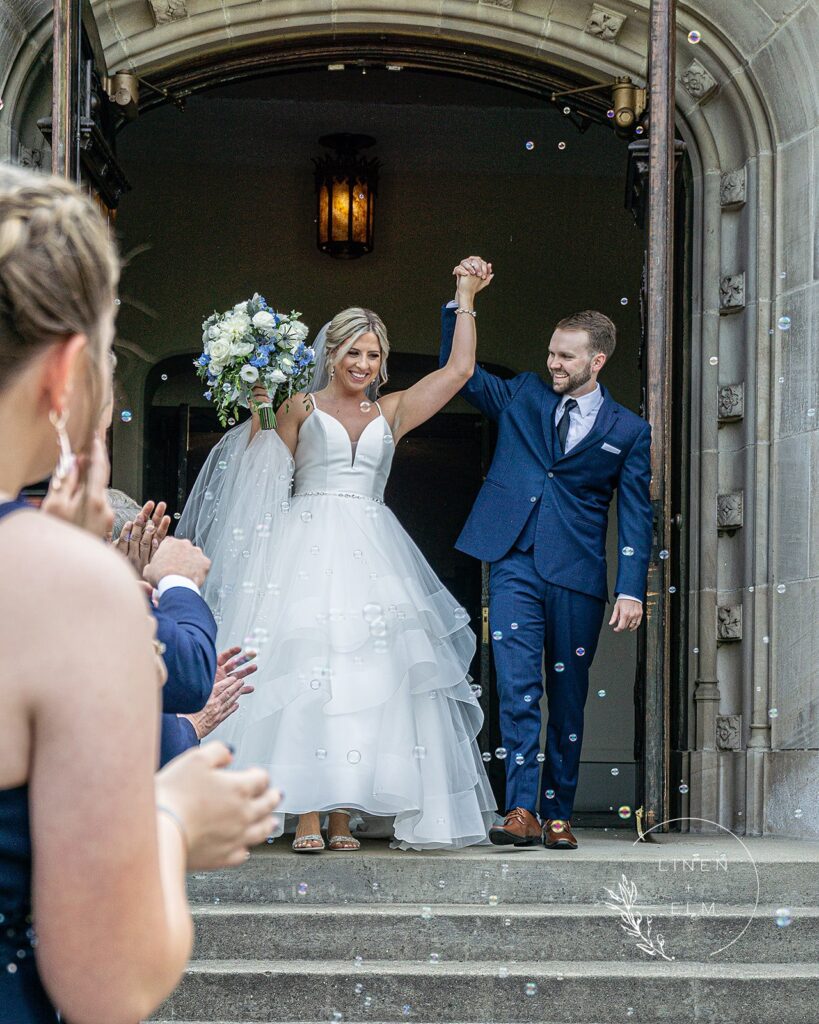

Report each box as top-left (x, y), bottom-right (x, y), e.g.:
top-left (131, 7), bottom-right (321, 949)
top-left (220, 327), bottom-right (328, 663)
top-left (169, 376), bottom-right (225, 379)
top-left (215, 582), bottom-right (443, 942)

top-left (440, 305), bottom-right (652, 819)
top-left (154, 586), bottom-right (217, 767)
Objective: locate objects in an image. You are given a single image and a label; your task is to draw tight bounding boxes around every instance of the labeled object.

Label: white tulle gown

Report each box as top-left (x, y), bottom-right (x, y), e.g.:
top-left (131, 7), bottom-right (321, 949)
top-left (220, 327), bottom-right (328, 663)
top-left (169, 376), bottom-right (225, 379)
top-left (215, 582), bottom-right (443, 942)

top-left (177, 395), bottom-right (497, 849)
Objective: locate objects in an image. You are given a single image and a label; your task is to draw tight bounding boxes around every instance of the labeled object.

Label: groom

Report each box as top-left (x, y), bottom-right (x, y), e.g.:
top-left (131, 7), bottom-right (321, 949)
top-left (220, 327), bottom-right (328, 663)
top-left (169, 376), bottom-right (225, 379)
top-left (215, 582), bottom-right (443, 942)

top-left (441, 257), bottom-right (652, 850)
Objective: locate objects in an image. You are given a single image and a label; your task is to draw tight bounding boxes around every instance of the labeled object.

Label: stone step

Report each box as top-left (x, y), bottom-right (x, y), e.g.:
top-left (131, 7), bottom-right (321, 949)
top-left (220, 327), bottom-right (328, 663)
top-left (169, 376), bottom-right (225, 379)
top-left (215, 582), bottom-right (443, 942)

top-left (189, 837), bottom-right (819, 907)
top-left (156, 958), bottom-right (819, 1023)
top-left (191, 902), bottom-right (818, 964)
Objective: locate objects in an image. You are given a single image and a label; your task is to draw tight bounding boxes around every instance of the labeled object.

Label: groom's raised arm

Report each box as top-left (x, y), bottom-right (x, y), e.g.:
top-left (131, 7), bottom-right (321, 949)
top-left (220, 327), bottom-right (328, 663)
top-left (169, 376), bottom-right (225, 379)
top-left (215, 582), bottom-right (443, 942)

top-left (439, 303), bottom-right (523, 421)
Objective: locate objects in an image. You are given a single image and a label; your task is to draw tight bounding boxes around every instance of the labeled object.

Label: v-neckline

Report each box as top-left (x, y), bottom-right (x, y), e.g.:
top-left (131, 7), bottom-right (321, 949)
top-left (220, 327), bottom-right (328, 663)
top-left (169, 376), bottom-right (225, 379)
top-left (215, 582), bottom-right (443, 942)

top-left (313, 406), bottom-right (384, 467)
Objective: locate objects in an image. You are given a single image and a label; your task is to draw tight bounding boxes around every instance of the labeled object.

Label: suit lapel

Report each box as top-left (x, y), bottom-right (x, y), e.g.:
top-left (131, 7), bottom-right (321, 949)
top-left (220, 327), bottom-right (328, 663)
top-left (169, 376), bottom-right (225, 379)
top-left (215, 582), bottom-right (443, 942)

top-left (540, 384), bottom-right (559, 462)
top-left (555, 388), bottom-right (620, 463)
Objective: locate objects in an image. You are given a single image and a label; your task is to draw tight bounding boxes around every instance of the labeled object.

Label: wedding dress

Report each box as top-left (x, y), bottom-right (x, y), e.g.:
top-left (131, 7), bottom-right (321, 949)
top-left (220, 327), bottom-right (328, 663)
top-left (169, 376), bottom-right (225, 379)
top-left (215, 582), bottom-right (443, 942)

top-left (177, 395), bottom-right (496, 849)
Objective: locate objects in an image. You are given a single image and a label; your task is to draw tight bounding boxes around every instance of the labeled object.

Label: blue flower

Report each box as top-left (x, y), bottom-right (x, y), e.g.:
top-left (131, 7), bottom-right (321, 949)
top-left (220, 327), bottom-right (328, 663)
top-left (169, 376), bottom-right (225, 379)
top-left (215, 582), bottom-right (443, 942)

top-left (250, 354), bottom-right (269, 368)
top-left (198, 353), bottom-right (211, 367)
top-left (204, 390), bottom-right (212, 400)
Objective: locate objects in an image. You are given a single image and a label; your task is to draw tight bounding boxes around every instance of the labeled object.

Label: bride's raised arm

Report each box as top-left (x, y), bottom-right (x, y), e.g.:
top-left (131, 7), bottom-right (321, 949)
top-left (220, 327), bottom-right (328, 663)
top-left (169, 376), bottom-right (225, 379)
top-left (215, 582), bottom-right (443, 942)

top-left (382, 257), bottom-right (493, 442)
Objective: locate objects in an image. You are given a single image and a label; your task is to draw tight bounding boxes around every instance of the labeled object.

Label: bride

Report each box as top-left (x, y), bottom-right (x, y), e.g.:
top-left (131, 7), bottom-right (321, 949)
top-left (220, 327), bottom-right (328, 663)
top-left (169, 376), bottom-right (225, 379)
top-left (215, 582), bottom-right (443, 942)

top-left (177, 258), bottom-right (496, 851)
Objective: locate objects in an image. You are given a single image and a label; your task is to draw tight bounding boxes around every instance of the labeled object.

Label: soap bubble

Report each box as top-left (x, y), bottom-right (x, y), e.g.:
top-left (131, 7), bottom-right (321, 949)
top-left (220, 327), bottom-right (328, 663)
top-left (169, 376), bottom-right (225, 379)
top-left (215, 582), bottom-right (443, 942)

top-left (557, 141), bottom-right (566, 150)
top-left (606, 109), bottom-right (615, 119)
top-left (161, 373), bottom-right (168, 381)
top-left (622, 546), bottom-right (635, 556)
top-left (597, 689), bottom-right (607, 698)
top-left (488, 894), bottom-right (499, 906)
top-left (536, 753), bottom-right (546, 763)
top-left (775, 907), bottom-right (793, 927)
top-left (498, 966), bottom-right (509, 978)
top-left (762, 636), bottom-right (770, 644)
top-left (525, 982), bottom-right (537, 997)
top-left (576, 647), bottom-right (586, 656)
top-left (515, 754), bottom-right (525, 765)
top-left (563, 106), bottom-right (571, 114)
top-left (523, 694), bottom-right (533, 703)
top-left (777, 584), bottom-right (786, 593)
top-left (354, 955), bottom-right (363, 967)
top-left (794, 808), bottom-right (803, 819)
top-left (347, 750), bottom-right (362, 764)
top-left (495, 747), bottom-right (508, 760)
top-left (429, 952), bottom-right (440, 964)
top-left (454, 606), bottom-right (468, 619)
top-left (777, 315), bottom-right (791, 331)
top-left (420, 906), bottom-right (433, 920)
top-left (679, 783), bottom-right (689, 794)
top-left (297, 882), bottom-right (308, 895)
top-left (620, 297), bottom-right (629, 306)
top-left (618, 805), bottom-right (632, 819)
top-left (768, 707), bottom-right (778, 719)
top-left (309, 679), bottom-right (321, 690)
top-left (315, 748), bottom-right (327, 759)
top-left (611, 767), bottom-right (620, 776)
top-left (360, 400), bottom-right (372, 412)
top-left (687, 29), bottom-right (701, 43)
top-left (482, 752), bottom-right (491, 762)
top-left (569, 733), bottom-right (577, 742)
top-left (412, 745), bottom-right (426, 759)
top-left (659, 549), bottom-right (670, 559)
top-left (709, 356), bottom-right (719, 366)
top-left (227, 418), bottom-right (236, 426)
top-left (363, 603), bottom-right (382, 623)
top-left (545, 788), bottom-right (555, 799)
top-left (511, 622), bottom-right (519, 630)
top-left (120, 410), bottom-right (133, 423)
top-left (525, 140), bottom-right (535, 151)
top-left (300, 510), bottom-right (312, 523)
top-left (554, 662), bottom-right (565, 673)
top-left (280, 500), bottom-right (291, 514)
top-left (669, 586), bottom-right (677, 593)
top-left (492, 630), bottom-right (503, 640)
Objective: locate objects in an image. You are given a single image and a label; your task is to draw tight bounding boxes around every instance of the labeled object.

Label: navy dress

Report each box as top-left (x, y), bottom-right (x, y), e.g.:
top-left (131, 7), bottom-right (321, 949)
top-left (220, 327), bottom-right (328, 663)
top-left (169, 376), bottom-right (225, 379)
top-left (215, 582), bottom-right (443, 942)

top-left (0, 499), bottom-right (59, 1024)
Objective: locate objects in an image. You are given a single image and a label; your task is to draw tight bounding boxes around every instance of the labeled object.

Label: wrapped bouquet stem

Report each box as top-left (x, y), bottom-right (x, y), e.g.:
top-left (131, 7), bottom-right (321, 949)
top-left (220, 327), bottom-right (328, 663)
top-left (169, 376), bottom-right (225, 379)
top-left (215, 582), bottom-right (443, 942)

top-left (194, 293), bottom-right (314, 429)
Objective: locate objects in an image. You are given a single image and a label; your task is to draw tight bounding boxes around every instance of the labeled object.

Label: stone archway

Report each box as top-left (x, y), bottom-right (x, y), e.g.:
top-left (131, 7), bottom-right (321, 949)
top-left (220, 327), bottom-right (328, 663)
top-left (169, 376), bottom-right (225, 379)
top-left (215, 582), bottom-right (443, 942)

top-left (1, 0), bottom-right (816, 838)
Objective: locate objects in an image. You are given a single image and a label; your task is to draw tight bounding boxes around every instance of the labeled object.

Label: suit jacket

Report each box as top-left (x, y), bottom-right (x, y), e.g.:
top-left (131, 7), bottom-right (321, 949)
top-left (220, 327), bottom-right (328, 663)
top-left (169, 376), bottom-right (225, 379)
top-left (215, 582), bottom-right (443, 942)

top-left (154, 586), bottom-right (218, 715)
top-left (440, 304), bottom-right (653, 603)
top-left (159, 714), bottom-right (199, 767)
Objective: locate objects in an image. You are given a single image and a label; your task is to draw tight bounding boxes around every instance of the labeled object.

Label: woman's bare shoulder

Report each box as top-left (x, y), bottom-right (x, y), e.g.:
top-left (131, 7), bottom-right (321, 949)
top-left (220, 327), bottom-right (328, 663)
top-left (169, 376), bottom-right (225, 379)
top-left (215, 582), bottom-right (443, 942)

top-left (276, 392), bottom-right (313, 421)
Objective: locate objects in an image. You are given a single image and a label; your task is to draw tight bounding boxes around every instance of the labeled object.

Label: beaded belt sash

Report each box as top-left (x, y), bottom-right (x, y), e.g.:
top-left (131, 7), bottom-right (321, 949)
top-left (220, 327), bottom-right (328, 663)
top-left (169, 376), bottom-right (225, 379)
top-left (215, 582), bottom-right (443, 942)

top-left (293, 490), bottom-right (385, 505)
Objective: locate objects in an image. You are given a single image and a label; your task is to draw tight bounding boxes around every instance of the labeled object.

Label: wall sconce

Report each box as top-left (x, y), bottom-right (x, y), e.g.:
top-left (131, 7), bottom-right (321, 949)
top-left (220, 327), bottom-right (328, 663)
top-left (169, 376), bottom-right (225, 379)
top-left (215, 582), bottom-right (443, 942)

top-left (314, 133), bottom-right (379, 259)
top-left (551, 75), bottom-right (647, 136)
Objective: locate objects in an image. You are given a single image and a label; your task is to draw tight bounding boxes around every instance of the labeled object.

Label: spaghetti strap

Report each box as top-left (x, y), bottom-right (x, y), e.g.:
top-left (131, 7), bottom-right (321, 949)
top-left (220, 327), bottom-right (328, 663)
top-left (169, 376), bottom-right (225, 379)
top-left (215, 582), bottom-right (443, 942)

top-left (308, 393), bottom-right (318, 411)
top-left (374, 399), bottom-right (383, 416)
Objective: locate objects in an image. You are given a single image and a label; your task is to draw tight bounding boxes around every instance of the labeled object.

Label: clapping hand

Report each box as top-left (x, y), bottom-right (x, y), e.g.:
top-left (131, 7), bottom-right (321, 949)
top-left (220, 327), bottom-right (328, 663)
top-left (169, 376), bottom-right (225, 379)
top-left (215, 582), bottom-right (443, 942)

top-left (182, 646), bottom-right (258, 740)
top-left (41, 435), bottom-right (114, 540)
top-left (114, 500), bottom-right (172, 574)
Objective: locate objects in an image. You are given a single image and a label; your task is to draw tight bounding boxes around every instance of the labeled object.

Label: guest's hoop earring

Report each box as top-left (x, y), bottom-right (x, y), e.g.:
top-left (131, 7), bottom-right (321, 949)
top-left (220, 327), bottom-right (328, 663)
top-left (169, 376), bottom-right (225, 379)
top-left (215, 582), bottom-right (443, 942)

top-left (48, 407), bottom-right (75, 490)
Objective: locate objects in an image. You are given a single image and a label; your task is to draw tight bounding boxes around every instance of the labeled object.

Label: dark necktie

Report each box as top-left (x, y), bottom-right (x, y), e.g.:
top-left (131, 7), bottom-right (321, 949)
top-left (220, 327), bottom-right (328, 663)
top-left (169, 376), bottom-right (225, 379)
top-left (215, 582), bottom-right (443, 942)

top-left (557, 398), bottom-right (578, 453)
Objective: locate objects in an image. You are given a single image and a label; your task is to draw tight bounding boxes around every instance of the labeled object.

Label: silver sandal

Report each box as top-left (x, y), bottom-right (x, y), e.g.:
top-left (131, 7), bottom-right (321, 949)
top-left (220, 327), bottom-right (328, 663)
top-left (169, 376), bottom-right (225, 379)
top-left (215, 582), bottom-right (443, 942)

top-left (328, 810), bottom-right (361, 851)
top-left (292, 832), bottom-right (325, 853)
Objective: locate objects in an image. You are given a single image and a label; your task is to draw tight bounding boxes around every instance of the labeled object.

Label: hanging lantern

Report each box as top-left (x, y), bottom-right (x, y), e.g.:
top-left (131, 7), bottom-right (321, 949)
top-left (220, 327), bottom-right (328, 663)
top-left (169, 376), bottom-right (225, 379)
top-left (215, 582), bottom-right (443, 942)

top-left (314, 133), bottom-right (379, 259)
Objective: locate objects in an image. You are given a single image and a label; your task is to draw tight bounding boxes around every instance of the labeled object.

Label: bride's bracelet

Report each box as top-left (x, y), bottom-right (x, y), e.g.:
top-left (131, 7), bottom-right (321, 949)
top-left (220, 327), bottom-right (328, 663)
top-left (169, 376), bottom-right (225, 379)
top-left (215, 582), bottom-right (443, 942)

top-left (455, 308), bottom-right (477, 317)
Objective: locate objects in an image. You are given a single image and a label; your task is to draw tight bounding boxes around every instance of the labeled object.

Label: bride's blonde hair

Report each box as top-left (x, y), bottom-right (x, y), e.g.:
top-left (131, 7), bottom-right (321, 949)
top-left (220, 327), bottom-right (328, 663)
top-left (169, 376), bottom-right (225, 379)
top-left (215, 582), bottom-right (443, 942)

top-left (325, 307), bottom-right (390, 395)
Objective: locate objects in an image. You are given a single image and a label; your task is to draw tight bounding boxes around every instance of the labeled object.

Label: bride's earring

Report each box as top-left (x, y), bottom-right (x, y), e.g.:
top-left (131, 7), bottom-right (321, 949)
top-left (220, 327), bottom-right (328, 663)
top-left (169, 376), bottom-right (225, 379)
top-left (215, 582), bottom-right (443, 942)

top-left (48, 407), bottom-right (75, 490)
top-left (330, 366), bottom-right (335, 380)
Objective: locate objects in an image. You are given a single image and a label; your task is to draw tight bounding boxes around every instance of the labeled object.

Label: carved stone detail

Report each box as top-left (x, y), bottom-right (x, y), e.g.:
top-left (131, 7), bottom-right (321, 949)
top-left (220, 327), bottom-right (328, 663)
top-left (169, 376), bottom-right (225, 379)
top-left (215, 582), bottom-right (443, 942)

top-left (719, 272), bottom-right (745, 313)
top-left (147, 0), bottom-right (188, 25)
top-left (718, 383), bottom-right (745, 422)
top-left (717, 604), bottom-right (742, 643)
top-left (681, 59), bottom-right (717, 102)
top-left (720, 167), bottom-right (746, 208)
top-left (584, 4), bottom-right (626, 42)
top-left (16, 143), bottom-right (44, 170)
top-left (479, 0), bottom-right (514, 7)
top-left (717, 492), bottom-right (743, 531)
top-left (716, 714), bottom-right (742, 751)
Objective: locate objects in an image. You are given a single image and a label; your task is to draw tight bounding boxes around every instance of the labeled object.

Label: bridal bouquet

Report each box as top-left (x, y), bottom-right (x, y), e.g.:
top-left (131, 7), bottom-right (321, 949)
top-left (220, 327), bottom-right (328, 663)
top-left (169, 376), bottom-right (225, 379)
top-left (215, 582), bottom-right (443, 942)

top-left (196, 294), bottom-right (314, 429)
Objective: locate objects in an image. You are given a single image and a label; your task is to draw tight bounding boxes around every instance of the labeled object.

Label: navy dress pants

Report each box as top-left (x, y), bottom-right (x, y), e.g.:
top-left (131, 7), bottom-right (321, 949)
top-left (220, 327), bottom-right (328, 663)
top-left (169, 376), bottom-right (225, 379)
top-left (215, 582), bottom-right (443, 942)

top-left (489, 548), bottom-right (607, 821)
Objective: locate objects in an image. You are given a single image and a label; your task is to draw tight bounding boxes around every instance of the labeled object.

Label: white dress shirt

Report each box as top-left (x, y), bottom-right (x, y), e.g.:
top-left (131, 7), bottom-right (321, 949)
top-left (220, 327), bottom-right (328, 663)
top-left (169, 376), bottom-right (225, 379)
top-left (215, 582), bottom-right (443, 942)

top-left (155, 575), bottom-right (202, 598)
top-left (555, 384), bottom-right (604, 453)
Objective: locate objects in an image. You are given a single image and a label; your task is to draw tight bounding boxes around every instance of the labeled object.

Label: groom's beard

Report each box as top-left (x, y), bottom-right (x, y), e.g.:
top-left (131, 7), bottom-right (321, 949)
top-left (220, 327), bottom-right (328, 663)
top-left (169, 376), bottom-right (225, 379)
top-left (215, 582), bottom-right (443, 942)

top-left (550, 359), bottom-right (594, 395)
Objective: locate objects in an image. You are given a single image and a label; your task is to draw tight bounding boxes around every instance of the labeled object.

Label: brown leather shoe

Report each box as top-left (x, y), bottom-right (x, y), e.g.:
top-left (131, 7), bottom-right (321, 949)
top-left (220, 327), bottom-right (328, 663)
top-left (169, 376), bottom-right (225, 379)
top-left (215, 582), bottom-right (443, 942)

top-left (489, 807), bottom-right (541, 847)
top-left (543, 818), bottom-right (578, 850)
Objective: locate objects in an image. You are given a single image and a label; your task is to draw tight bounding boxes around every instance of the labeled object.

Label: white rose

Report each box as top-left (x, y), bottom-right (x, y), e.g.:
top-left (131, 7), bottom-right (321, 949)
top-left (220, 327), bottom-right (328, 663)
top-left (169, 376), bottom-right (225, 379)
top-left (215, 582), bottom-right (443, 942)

top-left (240, 364), bottom-right (259, 384)
top-left (231, 340), bottom-right (255, 357)
top-left (267, 368), bottom-right (287, 384)
top-left (208, 337), bottom-right (232, 364)
top-left (279, 355), bottom-right (294, 370)
top-left (207, 324), bottom-right (221, 340)
top-left (252, 310), bottom-right (278, 333)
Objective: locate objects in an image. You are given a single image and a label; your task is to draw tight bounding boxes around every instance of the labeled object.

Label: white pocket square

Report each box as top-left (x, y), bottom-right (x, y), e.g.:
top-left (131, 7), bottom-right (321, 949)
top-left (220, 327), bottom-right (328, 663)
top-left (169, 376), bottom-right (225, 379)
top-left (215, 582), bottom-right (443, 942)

top-left (601, 442), bottom-right (622, 455)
